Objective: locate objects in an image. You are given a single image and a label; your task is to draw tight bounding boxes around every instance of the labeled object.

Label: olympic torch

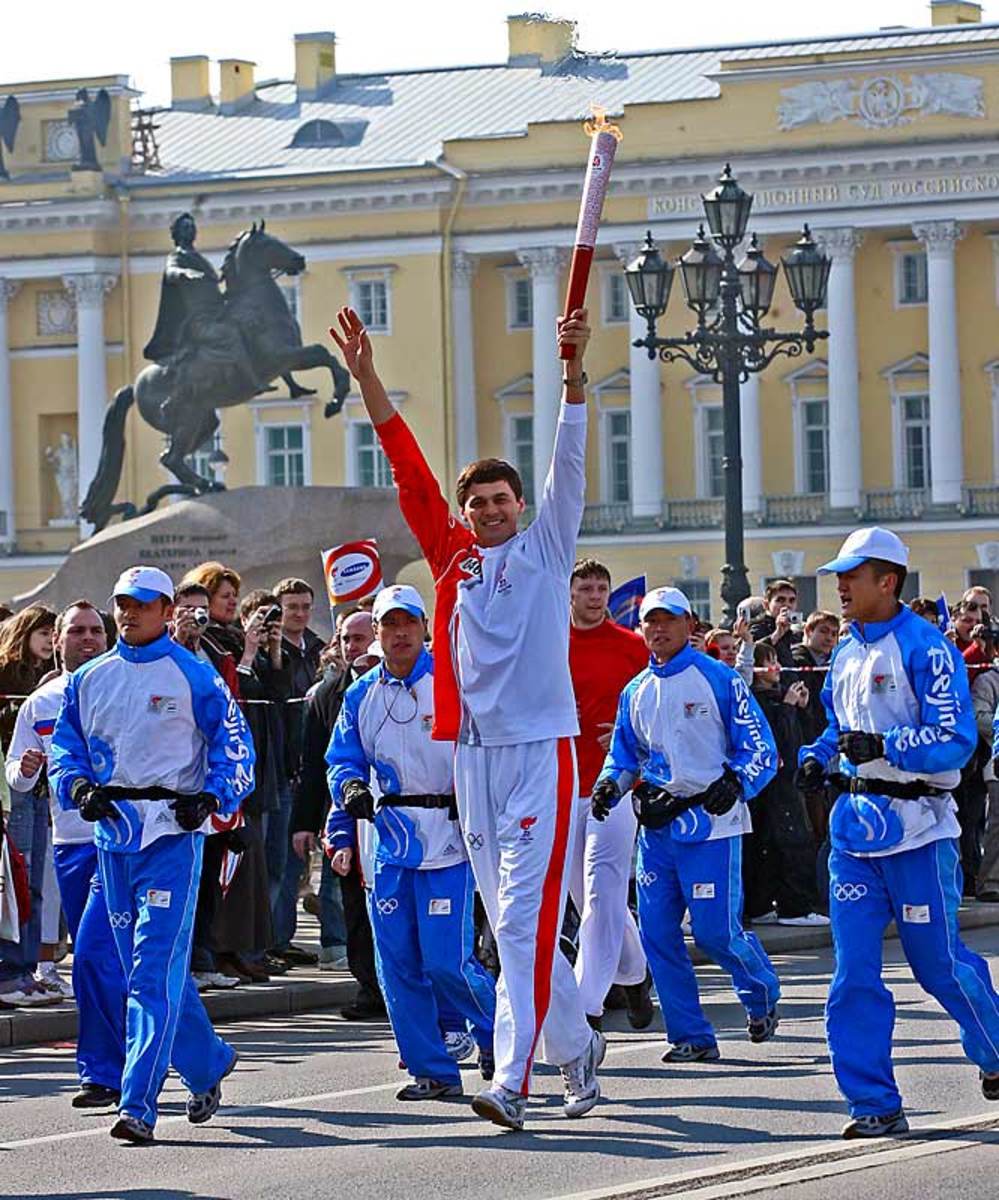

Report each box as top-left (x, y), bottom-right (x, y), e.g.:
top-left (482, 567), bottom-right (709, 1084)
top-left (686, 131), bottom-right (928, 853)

top-left (560, 106), bottom-right (623, 360)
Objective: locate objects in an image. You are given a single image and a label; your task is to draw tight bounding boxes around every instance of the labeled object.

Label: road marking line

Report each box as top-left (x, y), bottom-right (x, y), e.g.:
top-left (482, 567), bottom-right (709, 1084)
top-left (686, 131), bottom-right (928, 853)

top-left (552, 1112), bottom-right (999, 1200)
top-left (0, 1037), bottom-right (659, 1151)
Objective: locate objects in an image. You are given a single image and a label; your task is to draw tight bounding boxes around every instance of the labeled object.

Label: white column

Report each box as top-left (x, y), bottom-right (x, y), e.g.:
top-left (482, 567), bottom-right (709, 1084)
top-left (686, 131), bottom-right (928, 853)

top-left (913, 220), bottom-right (965, 506)
top-left (451, 251), bottom-right (479, 469)
top-left (517, 247), bottom-right (566, 501)
top-left (740, 372), bottom-right (762, 516)
top-left (63, 273), bottom-right (117, 536)
top-left (615, 242), bottom-right (664, 519)
top-left (0, 280), bottom-right (19, 552)
top-left (815, 228), bottom-right (864, 510)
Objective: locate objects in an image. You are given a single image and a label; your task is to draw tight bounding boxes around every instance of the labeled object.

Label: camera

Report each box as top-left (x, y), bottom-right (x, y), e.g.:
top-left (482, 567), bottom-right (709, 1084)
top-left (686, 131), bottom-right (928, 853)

top-left (193, 606), bottom-right (209, 628)
top-left (263, 604), bottom-right (283, 626)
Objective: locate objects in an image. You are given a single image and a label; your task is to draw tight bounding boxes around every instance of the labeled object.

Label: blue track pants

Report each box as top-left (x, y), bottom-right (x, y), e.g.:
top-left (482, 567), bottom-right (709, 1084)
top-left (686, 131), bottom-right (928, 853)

top-left (99, 833), bottom-right (235, 1127)
top-left (828, 837), bottom-right (999, 1117)
top-left (369, 859), bottom-right (496, 1085)
top-left (636, 830), bottom-right (780, 1048)
top-left (53, 842), bottom-right (126, 1091)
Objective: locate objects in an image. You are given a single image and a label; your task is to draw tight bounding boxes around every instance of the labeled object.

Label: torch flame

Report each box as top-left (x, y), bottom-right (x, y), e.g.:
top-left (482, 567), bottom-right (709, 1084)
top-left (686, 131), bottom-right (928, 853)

top-left (583, 104), bottom-right (623, 141)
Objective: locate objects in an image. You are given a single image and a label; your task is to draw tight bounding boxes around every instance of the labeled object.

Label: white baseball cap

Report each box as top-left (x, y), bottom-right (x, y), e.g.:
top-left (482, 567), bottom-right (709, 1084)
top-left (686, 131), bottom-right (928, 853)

top-left (111, 565), bottom-right (174, 603)
top-left (639, 586), bottom-right (692, 620)
top-left (371, 584), bottom-right (426, 622)
top-left (817, 527), bottom-right (910, 575)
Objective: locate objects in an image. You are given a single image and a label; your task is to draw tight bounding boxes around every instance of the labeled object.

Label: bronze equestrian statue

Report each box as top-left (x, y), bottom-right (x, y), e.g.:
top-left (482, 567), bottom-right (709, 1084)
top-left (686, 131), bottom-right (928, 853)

top-left (81, 216), bottom-right (351, 531)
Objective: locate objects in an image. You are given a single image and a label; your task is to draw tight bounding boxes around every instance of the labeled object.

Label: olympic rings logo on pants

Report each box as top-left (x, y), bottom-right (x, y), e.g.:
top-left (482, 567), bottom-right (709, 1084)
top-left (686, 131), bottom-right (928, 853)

top-left (636, 871), bottom-right (657, 888)
top-left (376, 898), bottom-right (399, 915)
top-left (833, 883), bottom-right (868, 902)
top-left (109, 911), bottom-right (133, 928)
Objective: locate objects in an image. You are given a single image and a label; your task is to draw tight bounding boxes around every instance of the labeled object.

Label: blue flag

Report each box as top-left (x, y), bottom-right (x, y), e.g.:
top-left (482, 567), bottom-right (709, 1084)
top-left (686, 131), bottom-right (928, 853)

top-left (609, 575), bottom-right (646, 629)
top-left (935, 593), bottom-right (950, 632)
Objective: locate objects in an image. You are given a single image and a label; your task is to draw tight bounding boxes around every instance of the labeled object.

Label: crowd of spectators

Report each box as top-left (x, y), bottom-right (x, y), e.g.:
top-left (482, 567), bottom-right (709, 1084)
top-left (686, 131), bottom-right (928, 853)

top-left (2, 566), bottom-right (998, 1015)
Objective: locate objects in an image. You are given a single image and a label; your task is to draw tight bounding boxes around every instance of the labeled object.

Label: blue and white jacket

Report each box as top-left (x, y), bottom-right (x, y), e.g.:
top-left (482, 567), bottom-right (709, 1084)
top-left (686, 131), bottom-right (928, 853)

top-left (49, 632), bottom-right (255, 854)
top-left (799, 604), bottom-right (976, 857)
top-left (325, 649), bottom-right (463, 871)
top-left (596, 644), bottom-right (777, 843)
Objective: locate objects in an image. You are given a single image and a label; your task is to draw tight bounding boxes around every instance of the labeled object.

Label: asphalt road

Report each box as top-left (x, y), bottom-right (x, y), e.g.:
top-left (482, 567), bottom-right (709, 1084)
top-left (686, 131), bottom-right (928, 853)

top-left (0, 930), bottom-right (996, 1200)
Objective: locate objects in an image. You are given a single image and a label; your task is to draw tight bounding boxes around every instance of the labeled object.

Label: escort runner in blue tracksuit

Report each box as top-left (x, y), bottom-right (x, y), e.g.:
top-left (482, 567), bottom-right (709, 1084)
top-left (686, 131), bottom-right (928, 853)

top-left (50, 566), bottom-right (255, 1143)
top-left (4, 600), bottom-right (125, 1108)
top-left (592, 586), bottom-right (781, 1062)
top-left (325, 584), bottom-right (496, 1100)
top-left (798, 527), bottom-right (999, 1138)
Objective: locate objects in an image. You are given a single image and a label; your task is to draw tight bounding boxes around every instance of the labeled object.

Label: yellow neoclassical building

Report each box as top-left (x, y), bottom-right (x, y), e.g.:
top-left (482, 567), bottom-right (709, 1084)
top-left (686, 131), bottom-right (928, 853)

top-left (2, 1), bottom-right (999, 617)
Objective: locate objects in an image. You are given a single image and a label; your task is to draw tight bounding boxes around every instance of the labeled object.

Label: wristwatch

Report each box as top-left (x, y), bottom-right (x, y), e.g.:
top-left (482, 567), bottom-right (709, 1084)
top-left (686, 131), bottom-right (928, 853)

top-left (563, 370), bottom-right (588, 387)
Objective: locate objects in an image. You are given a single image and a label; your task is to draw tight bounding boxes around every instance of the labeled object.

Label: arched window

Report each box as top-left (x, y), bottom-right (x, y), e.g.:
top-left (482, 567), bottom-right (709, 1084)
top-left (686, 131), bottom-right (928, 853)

top-left (290, 119), bottom-right (344, 148)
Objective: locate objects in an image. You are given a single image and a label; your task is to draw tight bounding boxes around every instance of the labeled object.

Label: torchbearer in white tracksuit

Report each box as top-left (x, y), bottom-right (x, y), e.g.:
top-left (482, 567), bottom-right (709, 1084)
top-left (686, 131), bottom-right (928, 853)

top-left (797, 528), bottom-right (999, 1138)
top-left (329, 304), bottom-right (602, 1132)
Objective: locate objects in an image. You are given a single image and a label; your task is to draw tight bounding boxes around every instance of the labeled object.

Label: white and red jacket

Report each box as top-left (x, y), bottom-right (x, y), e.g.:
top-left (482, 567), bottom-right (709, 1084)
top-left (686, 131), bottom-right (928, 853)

top-left (376, 402), bottom-right (587, 747)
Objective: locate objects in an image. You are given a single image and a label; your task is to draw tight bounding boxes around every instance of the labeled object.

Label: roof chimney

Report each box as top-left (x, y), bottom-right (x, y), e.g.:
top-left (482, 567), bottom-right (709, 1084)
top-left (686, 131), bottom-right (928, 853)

top-left (930, 1), bottom-right (983, 24)
top-left (295, 32), bottom-right (337, 101)
top-left (219, 58), bottom-right (256, 113)
top-left (170, 55), bottom-right (211, 111)
top-left (507, 13), bottom-right (576, 66)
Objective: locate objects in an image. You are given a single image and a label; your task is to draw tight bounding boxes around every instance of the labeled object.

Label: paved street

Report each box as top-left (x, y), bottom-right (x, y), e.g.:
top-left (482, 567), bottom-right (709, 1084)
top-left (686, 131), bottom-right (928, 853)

top-left (0, 929), bottom-right (996, 1200)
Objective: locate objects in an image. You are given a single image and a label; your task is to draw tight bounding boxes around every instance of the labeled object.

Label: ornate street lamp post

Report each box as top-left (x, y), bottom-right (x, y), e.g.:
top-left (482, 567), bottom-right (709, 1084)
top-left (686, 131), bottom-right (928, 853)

top-left (625, 165), bottom-right (831, 623)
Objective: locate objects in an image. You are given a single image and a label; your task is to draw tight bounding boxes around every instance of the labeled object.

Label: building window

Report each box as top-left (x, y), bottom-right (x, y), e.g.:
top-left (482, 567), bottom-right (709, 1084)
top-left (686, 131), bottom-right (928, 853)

top-left (898, 250), bottom-right (928, 306)
top-left (264, 425), bottom-right (305, 487)
top-left (187, 429), bottom-right (223, 481)
top-left (605, 410), bottom-right (631, 504)
top-left (801, 399), bottom-right (829, 495)
top-left (675, 578), bottom-right (711, 624)
top-left (703, 406), bottom-right (724, 498)
top-left (901, 571), bottom-right (921, 603)
top-left (603, 271), bottom-right (629, 324)
top-left (508, 414), bottom-right (535, 506)
top-left (280, 281), bottom-right (300, 323)
top-left (900, 393), bottom-right (931, 490)
top-left (507, 277), bottom-right (533, 330)
top-left (354, 279), bottom-right (389, 332)
top-left (968, 569), bottom-right (999, 599)
top-left (353, 422), bottom-right (393, 488)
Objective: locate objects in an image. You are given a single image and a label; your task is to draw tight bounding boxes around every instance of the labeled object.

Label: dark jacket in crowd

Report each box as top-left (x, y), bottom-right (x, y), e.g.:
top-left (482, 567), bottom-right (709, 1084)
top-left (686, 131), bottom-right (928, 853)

top-left (291, 664), bottom-right (354, 836)
top-left (750, 613), bottom-right (799, 673)
top-left (791, 642), bottom-right (830, 745)
top-left (745, 684), bottom-right (819, 920)
top-left (280, 628), bottom-right (325, 786)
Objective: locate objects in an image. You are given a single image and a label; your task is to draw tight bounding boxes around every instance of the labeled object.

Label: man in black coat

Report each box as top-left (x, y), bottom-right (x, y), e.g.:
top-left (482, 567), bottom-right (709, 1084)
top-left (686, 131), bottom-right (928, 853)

top-left (291, 610), bottom-right (385, 1019)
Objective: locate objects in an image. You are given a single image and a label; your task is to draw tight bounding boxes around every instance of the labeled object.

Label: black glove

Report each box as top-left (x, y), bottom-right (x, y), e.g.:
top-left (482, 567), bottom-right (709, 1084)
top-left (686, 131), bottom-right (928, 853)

top-left (794, 758), bottom-right (827, 796)
top-left (71, 779), bottom-right (118, 823)
top-left (838, 731), bottom-right (885, 765)
top-left (590, 778), bottom-right (620, 822)
top-left (170, 792), bottom-right (220, 832)
top-left (631, 779), bottom-right (680, 829)
top-left (701, 766), bottom-right (743, 816)
top-left (342, 779), bottom-right (376, 822)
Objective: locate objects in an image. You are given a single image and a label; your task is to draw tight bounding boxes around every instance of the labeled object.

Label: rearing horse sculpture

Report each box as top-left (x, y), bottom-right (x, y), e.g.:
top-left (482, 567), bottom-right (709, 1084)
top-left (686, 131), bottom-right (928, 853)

top-left (81, 222), bottom-right (351, 531)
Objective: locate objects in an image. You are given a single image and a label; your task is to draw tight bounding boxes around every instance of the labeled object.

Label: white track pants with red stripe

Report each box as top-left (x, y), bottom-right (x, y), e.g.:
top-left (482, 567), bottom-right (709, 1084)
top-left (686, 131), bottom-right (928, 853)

top-left (455, 737), bottom-right (591, 1095)
top-left (570, 794), bottom-right (647, 1018)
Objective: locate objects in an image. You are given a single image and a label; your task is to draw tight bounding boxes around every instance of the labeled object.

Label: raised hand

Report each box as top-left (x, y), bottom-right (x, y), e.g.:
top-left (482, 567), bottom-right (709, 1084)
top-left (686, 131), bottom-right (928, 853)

top-left (328, 306), bottom-right (374, 382)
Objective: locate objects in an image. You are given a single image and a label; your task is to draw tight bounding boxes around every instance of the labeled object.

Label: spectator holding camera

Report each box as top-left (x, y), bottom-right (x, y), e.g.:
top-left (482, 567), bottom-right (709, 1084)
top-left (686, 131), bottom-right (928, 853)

top-left (791, 611), bottom-right (838, 744)
top-left (751, 580), bottom-right (800, 677)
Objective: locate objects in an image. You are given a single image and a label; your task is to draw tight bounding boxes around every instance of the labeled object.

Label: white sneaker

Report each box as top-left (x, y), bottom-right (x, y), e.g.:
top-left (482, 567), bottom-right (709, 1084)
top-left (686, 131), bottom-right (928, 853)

top-left (777, 912), bottom-right (831, 927)
top-left (471, 1084), bottom-right (528, 1131)
top-left (0, 985), bottom-right (61, 1008)
top-left (208, 971), bottom-right (241, 989)
top-left (560, 1029), bottom-right (605, 1118)
top-left (753, 912), bottom-right (780, 925)
top-left (193, 972), bottom-right (215, 992)
top-left (35, 964), bottom-right (74, 999)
